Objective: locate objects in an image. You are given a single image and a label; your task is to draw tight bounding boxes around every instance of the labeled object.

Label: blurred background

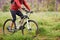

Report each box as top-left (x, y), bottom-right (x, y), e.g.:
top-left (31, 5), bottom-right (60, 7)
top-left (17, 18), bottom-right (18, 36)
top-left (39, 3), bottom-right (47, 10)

top-left (0, 0), bottom-right (60, 40)
top-left (0, 0), bottom-right (60, 12)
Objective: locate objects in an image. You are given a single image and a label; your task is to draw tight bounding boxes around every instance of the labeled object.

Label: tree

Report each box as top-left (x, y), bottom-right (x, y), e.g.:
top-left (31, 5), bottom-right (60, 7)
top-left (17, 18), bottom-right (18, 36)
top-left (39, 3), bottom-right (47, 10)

top-left (55, 0), bottom-right (58, 11)
top-left (0, 0), bottom-right (6, 10)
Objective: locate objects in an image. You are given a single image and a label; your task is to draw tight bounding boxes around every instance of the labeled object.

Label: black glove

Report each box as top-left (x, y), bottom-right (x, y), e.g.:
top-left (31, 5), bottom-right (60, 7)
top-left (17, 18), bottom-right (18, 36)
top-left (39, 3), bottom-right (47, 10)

top-left (29, 11), bottom-right (33, 13)
top-left (22, 8), bottom-right (25, 10)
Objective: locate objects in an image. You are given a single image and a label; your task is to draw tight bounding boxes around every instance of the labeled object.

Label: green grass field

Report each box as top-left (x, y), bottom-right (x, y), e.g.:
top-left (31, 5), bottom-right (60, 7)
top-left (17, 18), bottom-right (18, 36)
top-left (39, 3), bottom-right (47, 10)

top-left (0, 12), bottom-right (60, 40)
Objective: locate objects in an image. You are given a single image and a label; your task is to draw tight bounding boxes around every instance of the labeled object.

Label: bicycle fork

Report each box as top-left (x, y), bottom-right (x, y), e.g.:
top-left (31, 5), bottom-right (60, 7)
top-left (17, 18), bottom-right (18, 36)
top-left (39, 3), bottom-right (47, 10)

top-left (27, 19), bottom-right (31, 30)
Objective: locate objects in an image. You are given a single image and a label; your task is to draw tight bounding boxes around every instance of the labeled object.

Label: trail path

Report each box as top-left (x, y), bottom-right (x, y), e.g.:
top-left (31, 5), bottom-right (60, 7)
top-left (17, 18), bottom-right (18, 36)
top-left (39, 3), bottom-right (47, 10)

top-left (0, 27), bottom-right (3, 35)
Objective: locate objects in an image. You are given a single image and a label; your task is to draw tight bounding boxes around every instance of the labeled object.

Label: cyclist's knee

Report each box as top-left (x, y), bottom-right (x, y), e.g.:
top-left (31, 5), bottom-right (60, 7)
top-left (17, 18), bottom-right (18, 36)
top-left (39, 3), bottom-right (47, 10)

top-left (12, 18), bottom-right (16, 22)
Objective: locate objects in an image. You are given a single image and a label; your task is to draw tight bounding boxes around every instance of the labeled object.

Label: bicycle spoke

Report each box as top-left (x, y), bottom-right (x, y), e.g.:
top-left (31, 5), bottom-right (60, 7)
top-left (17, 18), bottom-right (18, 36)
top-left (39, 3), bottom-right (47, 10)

top-left (22, 20), bottom-right (38, 37)
top-left (3, 19), bottom-right (15, 35)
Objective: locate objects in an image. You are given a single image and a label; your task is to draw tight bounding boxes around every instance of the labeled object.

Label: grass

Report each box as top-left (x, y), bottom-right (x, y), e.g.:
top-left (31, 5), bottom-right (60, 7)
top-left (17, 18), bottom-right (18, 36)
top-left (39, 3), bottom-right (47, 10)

top-left (0, 32), bottom-right (33, 40)
top-left (0, 12), bottom-right (60, 40)
top-left (0, 12), bottom-right (11, 27)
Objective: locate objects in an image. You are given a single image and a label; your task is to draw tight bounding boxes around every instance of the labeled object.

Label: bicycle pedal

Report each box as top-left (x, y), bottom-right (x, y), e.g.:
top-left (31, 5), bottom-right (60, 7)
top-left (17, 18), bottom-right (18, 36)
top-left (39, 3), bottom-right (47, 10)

top-left (7, 26), bottom-right (16, 32)
top-left (7, 26), bottom-right (10, 30)
top-left (7, 29), bottom-right (14, 32)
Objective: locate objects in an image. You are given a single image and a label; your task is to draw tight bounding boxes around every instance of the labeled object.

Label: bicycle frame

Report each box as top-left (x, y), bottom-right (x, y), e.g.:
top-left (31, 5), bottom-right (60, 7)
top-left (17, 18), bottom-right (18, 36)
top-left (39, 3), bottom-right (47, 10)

top-left (16, 12), bottom-right (31, 30)
top-left (19, 8), bottom-right (33, 30)
top-left (26, 13), bottom-right (31, 29)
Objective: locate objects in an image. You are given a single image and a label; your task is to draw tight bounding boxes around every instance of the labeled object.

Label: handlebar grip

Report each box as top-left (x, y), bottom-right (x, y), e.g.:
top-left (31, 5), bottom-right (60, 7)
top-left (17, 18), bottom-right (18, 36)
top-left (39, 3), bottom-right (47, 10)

top-left (22, 8), bottom-right (25, 10)
top-left (22, 8), bottom-right (28, 12)
top-left (22, 8), bottom-right (33, 13)
top-left (30, 11), bottom-right (33, 13)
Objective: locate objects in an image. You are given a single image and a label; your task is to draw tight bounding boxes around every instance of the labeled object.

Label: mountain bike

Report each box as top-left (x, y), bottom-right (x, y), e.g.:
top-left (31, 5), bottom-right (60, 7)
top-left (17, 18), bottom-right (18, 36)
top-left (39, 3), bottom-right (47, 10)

top-left (3, 8), bottom-right (38, 36)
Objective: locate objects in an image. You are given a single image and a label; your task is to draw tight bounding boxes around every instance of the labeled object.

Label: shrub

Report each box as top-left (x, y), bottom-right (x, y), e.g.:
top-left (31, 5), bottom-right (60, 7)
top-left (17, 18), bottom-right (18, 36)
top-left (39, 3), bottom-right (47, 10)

top-left (2, 5), bottom-right (9, 12)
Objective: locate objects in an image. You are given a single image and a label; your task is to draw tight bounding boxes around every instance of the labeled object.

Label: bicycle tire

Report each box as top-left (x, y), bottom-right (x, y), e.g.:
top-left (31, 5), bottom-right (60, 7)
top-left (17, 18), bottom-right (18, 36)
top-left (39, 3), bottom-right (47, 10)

top-left (3, 19), bottom-right (15, 35)
top-left (22, 20), bottom-right (38, 36)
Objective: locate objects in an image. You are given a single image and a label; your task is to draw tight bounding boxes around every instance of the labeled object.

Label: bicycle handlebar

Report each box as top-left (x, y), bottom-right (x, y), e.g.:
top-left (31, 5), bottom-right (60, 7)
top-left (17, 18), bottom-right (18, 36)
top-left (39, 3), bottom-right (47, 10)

top-left (22, 8), bottom-right (33, 14)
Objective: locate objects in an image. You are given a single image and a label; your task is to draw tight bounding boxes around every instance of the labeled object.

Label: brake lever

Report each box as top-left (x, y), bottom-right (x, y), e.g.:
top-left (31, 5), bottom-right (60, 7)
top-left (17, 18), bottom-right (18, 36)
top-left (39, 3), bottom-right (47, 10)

top-left (22, 8), bottom-right (25, 10)
top-left (30, 11), bottom-right (33, 13)
top-left (22, 8), bottom-right (33, 14)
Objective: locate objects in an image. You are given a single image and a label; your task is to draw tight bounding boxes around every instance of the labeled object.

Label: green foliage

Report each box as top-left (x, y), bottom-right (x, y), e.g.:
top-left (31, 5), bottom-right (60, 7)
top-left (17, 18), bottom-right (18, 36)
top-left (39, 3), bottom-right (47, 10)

top-left (52, 23), bottom-right (60, 30)
top-left (0, 12), bottom-right (60, 40)
top-left (0, 32), bottom-right (33, 40)
top-left (0, 12), bottom-right (11, 27)
top-left (48, 0), bottom-right (55, 11)
top-left (1, 0), bottom-right (60, 11)
top-left (38, 27), bottom-right (48, 36)
top-left (3, 5), bottom-right (9, 12)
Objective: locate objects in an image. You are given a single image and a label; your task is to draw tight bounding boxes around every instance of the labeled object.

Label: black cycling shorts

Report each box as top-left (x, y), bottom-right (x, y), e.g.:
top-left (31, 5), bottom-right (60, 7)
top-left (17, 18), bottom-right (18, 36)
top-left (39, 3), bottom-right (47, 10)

top-left (10, 10), bottom-right (23, 22)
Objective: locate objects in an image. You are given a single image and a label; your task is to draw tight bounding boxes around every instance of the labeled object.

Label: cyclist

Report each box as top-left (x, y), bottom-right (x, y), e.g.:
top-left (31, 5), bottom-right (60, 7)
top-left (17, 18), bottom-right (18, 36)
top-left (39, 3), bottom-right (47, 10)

top-left (8, 0), bottom-right (32, 31)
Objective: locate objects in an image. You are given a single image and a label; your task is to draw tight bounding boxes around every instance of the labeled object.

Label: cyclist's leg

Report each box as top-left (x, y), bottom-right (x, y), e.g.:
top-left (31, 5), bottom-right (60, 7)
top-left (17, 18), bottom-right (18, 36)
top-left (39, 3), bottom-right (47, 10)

top-left (16, 10), bottom-right (24, 19)
top-left (10, 10), bottom-right (17, 29)
top-left (16, 10), bottom-right (24, 28)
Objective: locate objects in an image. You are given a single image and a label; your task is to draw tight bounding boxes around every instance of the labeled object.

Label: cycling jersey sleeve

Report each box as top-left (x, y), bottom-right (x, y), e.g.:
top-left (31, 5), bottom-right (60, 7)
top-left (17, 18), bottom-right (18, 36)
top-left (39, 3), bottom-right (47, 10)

top-left (23, 0), bottom-right (30, 11)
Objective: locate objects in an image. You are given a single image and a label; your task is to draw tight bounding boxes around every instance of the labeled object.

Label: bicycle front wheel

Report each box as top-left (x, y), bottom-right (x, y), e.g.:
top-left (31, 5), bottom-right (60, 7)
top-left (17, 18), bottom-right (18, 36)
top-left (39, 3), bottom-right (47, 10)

top-left (22, 20), bottom-right (38, 37)
top-left (3, 19), bottom-right (15, 35)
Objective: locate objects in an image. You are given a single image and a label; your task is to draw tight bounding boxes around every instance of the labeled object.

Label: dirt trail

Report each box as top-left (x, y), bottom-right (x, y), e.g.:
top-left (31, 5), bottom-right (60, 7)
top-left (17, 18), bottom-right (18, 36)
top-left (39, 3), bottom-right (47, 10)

top-left (0, 28), bottom-right (3, 34)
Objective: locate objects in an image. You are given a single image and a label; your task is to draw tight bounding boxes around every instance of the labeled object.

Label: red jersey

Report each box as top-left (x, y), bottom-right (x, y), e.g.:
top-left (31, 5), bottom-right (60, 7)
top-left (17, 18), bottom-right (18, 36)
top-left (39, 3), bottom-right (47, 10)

top-left (10, 0), bottom-right (30, 11)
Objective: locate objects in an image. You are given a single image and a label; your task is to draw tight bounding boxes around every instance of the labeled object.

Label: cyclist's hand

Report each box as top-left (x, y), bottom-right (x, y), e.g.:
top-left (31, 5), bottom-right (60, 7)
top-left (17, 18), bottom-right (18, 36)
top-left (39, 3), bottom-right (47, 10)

top-left (22, 8), bottom-right (25, 10)
top-left (29, 11), bottom-right (33, 13)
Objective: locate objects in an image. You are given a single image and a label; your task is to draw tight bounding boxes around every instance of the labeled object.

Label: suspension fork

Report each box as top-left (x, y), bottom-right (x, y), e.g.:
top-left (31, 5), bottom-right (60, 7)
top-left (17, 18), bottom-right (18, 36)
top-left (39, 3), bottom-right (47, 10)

top-left (27, 19), bottom-right (31, 29)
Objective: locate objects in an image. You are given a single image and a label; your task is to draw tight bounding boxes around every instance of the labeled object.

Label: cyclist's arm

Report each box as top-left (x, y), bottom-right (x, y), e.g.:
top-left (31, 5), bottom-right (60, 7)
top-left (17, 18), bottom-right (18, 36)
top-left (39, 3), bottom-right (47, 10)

top-left (23, 0), bottom-right (31, 11)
